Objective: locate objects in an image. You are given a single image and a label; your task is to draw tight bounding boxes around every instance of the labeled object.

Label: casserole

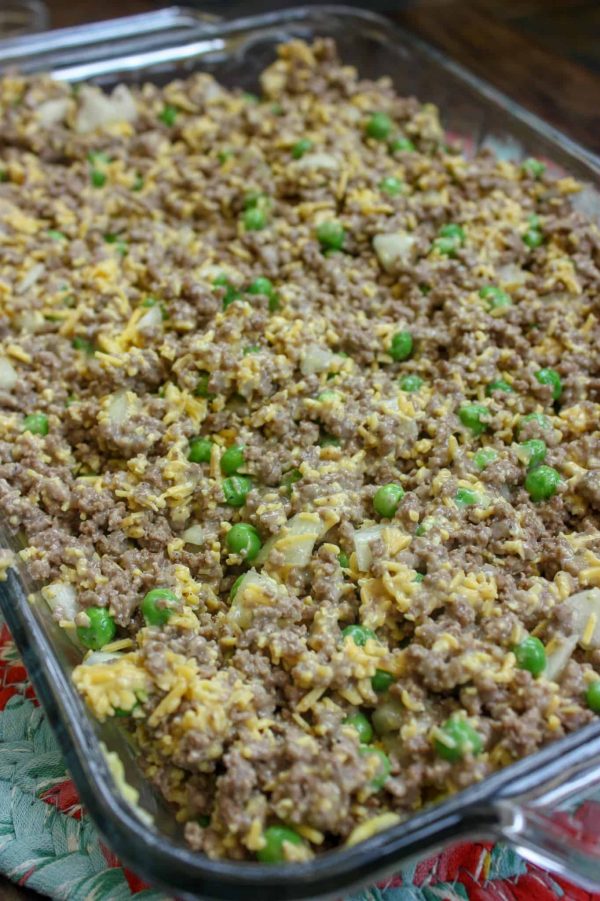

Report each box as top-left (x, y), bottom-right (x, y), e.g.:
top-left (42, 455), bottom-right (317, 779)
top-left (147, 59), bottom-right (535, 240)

top-left (1, 6), bottom-right (600, 898)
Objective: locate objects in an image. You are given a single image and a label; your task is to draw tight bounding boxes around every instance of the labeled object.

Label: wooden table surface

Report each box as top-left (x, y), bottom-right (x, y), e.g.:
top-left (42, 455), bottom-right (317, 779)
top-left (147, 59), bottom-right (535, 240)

top-left (0, 1), bottom-right (598, 898)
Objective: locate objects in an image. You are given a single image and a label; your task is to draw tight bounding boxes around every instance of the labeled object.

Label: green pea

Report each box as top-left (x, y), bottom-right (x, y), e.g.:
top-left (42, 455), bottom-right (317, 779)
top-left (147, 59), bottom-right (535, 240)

top-left (518, 438), bottom-right (547, 469)
top-left (365, 112), bottom-right (393, 141)
top-left (90, 169), bottom-right (106, 188)
top-left (459, 403), bottom-right (489, 436)
top-left (292, 138), bottom-right (313, 159)
top-left (473, 447), bottom-right (498, 471)
top-left (585, 681), bottom-right (600, 713)
top-left (389, 137), bottom-right (415, 153)
top-left (112, 702), bottom-right (138, 718)
top-left (223, 286), bottom-right (242, 309)
top-left (281, 468), bottom-right (301, 492)
top-left (344, 712), bottom-right (373, 744)
top-left (415, 518), bottom-right (434, 536)
top-left (257, 825), bottom-right (304, 864)
top-left (229, 574), bottom-right (244, 600)
top-left (247, 276), bottom-right (274, 297)
top-left (243, 207), bottom-right (267, 231)
top-left (525, 465), bottom-right (561, 502)
top-left (158, 104), bottom-right (177, 126)
top-left (316, 390), bottom-right (339, 404)
top-left (373, 483), bottom-right (405, 518)
top-left (72, 337), bottom-right (94, 355)
top-left (188, 437), bottom-right (212, 464)
top-left (268, 293), bottom-right (281, 313)
top-left (479, 285), bottom-right (512, 311)
top-left (342, 624), bottom-right (377, 647)
top-left (486, 379), bottom-right (513, 396)
top-left (316, 221), bottom-right (346, 251)
top-left (132, 174), bottom-right (144, 191)
top-left (513, 635), bottom-right (546, 676)
top-left (47, 229), bottom-right (66, 241)
top-left (379, 176), bottom-right (403, 196)
top-left (76, 607), bottom-right (116, 650)
top-left (217, 149), bottom-right (233, 164)
top-left (522, 158), bottom-right (546, 179)
top-left (389, 330), bottom-right (413, 362)
top-left (23, 413), bottom-right (48, 436)
top-left (319, 432), bottom-right (340, 448)
top-left (519, 412), bottom-right (550, 435)
top-left (371, 669), bottom-right (395, 693)
top-left (194, 372), bottom-right (215, 399)
top-left (226, 523), bottom-right (261, 561)
top-left (197, 814), bottom-right (210, 827)
top-left (359, 746), bottom-right (391, 790)
top-left (243, 344), bottom-right (261, 355)
top-left (243, 191), bottom-right (269, 210)
top-left (141, 588), bottom-right (178, 627)
top-left (413, 572), bottom-right (425, 583)
top-left (433, 224), bottom-right (465, 256)
top-left (535, 367), bottom-right (562, 401)
top-left (338, 551), bottom-right (349, 569)
top-left (434, 716), bottom-right (483, 762)
top-left (455, 487), bottom-right (480, 506)
top-left (399, 374), bottom-right (423, 393)
top-left (242, 92), bottom-right (260, 104)
top-left (0, 169), bottom-right (8, 182)
top-left (87, 150), bottom-right (110, 165)
top-left (523, 227), bottom-right (543, 248)
top-left (223, 475), bottom-right (253, 508)
top-left (221, 444), bottom-right (245, 476)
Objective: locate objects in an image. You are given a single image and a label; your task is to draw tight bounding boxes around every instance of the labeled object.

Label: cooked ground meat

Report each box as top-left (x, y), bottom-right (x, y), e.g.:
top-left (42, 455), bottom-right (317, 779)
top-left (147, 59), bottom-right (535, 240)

top-left (0, 38), bottom-right (599, 863)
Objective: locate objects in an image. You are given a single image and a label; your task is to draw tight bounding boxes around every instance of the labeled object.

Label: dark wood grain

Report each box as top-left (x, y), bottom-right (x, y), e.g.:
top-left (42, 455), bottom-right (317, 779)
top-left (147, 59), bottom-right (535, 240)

top-left (395, 0), bottom-right (600, 151)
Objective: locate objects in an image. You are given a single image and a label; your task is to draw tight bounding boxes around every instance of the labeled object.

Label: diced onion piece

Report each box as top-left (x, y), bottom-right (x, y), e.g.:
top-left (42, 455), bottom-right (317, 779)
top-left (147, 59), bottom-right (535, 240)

top-left (83, 651), bottom-right (123, 667)
top-left (181, 524), bottom-right (205, 546)
top-left (566, 588), bottom-right (600, 648)
top-left (373, 232), bottom-right (416, 272)
top-left (106, 391), bottom-right (134, 427)
top-left (544, 635), bottom-right (578, 682)
top-left (75, 84), bottom-right (137, 134)
top-left (296, 152), bottom-right (338, 171)
top-left (0, 357), bottom-right (17, 391)
top-left (17, 262), bottom-right (45, 294)
top-left (37, 97), bottom-right (70, 126)
top-left (545, 588), bottom-right (600, 680)
top-left (497, 263), bottom-right (529, 288)
top-left (301, 344), bottom-right (338, 376)
top-left (353, 524), bottom-right (384, 572)
top-left (229, 568), bottom-right (282, 629)
top-left (42, 581), bottom-right (77, 621)
top-left (256, 510), bottom-right (338, 567)
top-left (137, 303), bottom-right (163, 333)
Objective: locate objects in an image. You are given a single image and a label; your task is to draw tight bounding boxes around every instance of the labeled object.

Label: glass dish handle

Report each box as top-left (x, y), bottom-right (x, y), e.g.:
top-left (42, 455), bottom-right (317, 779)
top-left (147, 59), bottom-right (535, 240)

top-left (495, 742), bottom-right (600, 890)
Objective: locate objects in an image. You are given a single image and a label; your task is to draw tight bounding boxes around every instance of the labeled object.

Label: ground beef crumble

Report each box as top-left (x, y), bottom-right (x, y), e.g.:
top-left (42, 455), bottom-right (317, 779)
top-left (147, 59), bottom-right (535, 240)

top-left (0, 39), bottom-right (599, 862)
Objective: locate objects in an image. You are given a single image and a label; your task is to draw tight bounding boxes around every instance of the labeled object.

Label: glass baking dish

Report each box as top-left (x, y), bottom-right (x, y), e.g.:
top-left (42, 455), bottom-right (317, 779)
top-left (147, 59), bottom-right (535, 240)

top-left (1, 6), bottom-right (600, 899)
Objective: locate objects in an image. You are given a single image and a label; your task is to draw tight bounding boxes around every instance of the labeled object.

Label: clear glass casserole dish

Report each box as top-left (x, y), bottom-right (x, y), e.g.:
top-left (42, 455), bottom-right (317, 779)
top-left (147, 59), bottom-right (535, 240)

top-left (0, 6), bottom-right (600, 898)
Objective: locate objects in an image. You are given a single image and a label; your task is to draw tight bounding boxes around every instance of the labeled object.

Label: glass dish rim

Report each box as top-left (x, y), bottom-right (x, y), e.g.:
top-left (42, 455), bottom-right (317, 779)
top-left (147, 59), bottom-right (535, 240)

top-left (0, 6), bottom-right (599, 898)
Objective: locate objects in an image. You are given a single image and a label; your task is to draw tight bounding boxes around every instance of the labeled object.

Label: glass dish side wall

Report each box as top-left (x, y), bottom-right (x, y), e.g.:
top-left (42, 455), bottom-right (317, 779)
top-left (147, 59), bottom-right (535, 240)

top-left (0, 7), bottom-right (599, 899)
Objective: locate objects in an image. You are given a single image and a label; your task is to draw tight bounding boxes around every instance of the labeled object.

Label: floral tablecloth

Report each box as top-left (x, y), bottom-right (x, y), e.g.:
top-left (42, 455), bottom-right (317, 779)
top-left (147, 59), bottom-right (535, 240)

top-left (0, 619), bottom-right (598, 901)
